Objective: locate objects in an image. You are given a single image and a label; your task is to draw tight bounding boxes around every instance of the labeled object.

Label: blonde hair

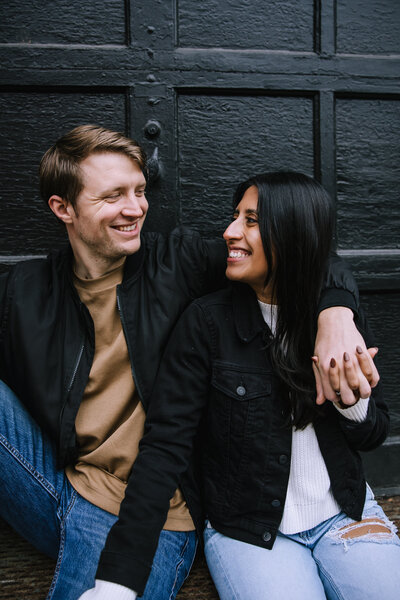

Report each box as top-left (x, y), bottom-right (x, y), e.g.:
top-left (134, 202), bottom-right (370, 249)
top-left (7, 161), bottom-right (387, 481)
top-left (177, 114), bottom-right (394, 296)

top-left (39, 124), bottom-right (147, 208)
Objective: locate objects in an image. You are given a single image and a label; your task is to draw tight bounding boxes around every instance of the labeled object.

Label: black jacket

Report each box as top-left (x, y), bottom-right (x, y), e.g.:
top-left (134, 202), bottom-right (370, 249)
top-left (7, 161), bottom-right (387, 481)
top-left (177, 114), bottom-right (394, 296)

top-left (0, 229), bottom-right (360, 593)
top-left (100, 283), bottom-right (388, 594)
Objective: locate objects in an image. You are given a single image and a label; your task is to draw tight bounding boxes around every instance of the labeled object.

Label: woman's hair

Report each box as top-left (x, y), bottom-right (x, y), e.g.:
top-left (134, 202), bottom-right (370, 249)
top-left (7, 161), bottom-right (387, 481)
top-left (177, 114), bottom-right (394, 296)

top-left (233, 172), bottom-right (335, 428)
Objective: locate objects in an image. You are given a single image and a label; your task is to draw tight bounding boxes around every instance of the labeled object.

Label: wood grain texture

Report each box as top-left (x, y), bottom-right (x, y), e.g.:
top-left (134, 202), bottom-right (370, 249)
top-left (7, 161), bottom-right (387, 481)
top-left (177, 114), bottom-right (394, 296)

top-left (0, 0), bottom-right (126, 45)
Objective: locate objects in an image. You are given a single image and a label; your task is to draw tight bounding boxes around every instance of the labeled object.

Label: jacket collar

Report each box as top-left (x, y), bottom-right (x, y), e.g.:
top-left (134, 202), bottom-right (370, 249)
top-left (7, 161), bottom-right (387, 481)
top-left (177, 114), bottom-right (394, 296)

top-left (122, 242), bottom-right (145, 284)
top-left (231, 282), bottom-right (269, 343)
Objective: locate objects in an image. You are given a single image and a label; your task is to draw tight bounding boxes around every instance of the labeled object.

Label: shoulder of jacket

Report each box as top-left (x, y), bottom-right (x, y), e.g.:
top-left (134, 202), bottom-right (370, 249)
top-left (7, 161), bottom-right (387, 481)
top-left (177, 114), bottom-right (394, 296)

top-left (192, 286), bottom-right (233, 311)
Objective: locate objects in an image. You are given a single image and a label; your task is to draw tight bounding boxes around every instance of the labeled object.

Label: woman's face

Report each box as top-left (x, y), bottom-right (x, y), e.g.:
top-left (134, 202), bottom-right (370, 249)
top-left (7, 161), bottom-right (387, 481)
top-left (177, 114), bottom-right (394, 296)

top-left (223, 185), bottom-right (272, 302)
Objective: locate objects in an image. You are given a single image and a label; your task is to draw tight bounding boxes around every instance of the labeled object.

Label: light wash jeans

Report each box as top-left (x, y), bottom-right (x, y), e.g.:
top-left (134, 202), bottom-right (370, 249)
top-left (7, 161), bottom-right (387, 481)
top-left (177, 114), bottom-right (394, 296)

top-left (0, 380), bottom-right (197, 600)
top-left (204, 489), bottom-right (400, 599)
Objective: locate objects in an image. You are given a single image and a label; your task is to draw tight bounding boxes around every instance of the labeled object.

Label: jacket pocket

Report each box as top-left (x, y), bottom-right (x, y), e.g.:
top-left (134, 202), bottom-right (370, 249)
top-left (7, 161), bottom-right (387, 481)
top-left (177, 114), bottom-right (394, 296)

top-left (204, 362), bottom-right (272, 516)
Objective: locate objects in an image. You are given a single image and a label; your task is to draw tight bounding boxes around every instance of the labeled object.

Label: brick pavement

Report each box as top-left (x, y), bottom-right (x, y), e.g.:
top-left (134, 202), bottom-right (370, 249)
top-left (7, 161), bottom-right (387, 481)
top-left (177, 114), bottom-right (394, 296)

top-left (0, 496), bottom-right (399, 599)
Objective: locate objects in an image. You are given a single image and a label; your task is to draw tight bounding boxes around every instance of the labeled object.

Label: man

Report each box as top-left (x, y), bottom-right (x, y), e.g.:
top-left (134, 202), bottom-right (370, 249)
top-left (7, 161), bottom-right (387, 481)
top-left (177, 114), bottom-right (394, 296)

top-left (0, 125), bottom-right (378, 600)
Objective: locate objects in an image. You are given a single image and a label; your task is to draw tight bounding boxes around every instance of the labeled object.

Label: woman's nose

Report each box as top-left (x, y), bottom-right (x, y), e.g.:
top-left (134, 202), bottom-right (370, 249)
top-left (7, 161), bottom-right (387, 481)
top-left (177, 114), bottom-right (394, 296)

top-left (223, 219), bottom-right (242, 241)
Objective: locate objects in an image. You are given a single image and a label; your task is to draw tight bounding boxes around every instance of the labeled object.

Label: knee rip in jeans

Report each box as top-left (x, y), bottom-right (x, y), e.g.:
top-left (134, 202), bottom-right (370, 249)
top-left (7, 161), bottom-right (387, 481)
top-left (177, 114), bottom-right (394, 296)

top-left (328, 517), bottom-right (399, 551)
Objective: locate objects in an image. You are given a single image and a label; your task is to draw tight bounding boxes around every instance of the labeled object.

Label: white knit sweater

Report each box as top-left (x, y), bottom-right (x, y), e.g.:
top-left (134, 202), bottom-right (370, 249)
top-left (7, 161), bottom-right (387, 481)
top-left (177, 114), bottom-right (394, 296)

top-left (258, 300), bottom-right (369, 534)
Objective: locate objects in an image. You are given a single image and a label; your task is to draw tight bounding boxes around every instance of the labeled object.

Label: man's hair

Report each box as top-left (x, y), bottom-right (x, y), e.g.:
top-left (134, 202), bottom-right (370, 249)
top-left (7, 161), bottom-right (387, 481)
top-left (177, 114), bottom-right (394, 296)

top-left (39, 124), bottom-right (147, 208)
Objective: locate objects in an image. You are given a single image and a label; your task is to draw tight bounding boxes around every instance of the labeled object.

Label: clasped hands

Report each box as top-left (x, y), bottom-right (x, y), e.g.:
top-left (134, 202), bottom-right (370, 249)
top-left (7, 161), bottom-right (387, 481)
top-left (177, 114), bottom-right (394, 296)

top-left (312, 307), bottom-right (379, 408)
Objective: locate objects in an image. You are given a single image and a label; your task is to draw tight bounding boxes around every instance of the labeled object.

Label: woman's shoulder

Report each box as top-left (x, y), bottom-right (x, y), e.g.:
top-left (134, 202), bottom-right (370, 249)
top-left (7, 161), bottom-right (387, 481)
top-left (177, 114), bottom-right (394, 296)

top-left (192, 285), bottom-right (234, 310)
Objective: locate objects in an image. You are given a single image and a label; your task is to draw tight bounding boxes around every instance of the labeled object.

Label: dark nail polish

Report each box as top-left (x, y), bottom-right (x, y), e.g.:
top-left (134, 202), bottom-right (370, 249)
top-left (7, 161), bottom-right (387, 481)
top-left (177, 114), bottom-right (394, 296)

top-left (344, 352), bottom-right (350, 361)
top-left (356, 346), bottom-right (363, 354)
top-left (330, 358), bottom-right (336, 368)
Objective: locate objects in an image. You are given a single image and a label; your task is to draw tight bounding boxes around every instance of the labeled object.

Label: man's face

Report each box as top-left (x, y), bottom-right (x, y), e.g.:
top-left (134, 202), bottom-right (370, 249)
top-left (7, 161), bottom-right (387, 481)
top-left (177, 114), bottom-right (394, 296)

top-left (66, 152), bottom-right (148, 277)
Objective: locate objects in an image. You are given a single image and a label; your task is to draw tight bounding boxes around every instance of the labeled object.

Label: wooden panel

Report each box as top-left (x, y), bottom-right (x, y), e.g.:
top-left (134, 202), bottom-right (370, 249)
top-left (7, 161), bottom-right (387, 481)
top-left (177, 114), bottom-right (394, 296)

top-left (336, 0), bottom-right (400, 54)
top-left (177, 0), bottom-right (314, 50)
top-left (0, 0), bottom-right (127, 45)
top-left (335, 97), bottom-right (400, 250)
top-left (0, 90), bottom-right (127, 256)
top-left (178, 93), bottom-right (314, 235)
top-left (360, 292), bottom-right (400, 435)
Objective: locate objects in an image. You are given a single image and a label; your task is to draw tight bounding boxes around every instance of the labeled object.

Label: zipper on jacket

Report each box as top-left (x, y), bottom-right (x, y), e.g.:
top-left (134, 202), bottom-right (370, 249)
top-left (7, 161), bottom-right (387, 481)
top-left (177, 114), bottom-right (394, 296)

top-left (116, 288), bottom-right (144, 403)
top-left (67, 342), bottom-right (85, 394)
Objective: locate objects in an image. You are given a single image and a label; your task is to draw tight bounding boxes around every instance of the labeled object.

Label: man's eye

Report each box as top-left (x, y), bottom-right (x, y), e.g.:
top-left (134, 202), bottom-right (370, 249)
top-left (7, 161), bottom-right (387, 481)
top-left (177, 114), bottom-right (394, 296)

top-left (136, 190), bottom-right (146, 197)
top-left (106, 193), bottom-right (121, 201)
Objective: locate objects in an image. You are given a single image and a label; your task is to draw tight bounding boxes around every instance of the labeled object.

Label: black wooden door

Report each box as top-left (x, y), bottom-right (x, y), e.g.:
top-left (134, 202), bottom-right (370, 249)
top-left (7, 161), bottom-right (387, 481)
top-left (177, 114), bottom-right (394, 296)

top-left (1, 0), bottom-right (399, 492)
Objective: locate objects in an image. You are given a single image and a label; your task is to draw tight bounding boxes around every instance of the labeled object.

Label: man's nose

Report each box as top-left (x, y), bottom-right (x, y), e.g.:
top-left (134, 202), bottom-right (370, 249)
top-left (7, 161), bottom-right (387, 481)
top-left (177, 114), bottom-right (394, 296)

top-left (121, 193), bottom-right (146, 216)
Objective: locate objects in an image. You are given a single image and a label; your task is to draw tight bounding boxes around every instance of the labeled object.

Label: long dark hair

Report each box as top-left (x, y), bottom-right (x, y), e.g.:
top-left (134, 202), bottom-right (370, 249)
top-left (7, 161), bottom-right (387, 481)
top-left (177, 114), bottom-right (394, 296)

top-left (233, 172), bottom-right (335, 428)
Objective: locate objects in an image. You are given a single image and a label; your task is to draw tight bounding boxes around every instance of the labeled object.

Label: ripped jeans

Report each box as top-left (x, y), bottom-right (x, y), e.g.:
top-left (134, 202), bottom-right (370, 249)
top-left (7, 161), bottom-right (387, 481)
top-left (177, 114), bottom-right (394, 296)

top-left (204, 487), bottom-right (400, 600)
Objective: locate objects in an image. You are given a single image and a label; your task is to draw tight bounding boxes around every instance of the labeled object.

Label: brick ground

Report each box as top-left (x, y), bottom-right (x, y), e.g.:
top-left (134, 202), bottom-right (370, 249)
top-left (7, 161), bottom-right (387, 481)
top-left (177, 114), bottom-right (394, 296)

top-left (0, 496), bottom-right (399, 599)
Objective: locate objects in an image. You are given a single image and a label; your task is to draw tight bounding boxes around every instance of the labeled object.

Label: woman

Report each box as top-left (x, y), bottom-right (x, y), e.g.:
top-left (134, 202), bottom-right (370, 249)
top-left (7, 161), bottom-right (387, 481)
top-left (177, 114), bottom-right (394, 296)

top-left (103, 172), bottom-right (400, 599)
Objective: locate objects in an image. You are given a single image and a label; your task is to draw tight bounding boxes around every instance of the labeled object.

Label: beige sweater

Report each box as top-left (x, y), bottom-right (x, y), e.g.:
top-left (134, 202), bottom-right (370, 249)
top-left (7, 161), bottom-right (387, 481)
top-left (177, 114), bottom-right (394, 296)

top-left (65, 262), bottom-right (194, 531)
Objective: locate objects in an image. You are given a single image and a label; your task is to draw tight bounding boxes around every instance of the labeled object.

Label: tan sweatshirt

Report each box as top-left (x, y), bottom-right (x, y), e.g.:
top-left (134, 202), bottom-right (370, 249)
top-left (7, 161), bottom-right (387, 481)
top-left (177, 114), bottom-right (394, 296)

top-left (65, 262), bottom-right (194, 531)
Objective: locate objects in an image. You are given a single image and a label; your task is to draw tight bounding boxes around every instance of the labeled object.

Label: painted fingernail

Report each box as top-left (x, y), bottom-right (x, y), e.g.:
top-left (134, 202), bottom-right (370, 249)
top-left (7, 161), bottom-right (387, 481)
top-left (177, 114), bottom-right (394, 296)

top-left (344, 352), bottom-right (350, 361)
top-left (356, 346), bottom-right (363, 354)
top-left (330, 358), bottom-right (336, 368)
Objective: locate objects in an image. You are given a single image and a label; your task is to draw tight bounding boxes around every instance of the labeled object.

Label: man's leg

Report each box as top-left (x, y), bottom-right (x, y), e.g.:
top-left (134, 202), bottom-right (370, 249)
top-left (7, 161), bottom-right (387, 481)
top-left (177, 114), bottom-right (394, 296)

top-left (0, 379), bottom-right (62, 558)
top-left (0, 380), bottom-right (118, 600)
top-left (139, 530), bottom-right (197, 600)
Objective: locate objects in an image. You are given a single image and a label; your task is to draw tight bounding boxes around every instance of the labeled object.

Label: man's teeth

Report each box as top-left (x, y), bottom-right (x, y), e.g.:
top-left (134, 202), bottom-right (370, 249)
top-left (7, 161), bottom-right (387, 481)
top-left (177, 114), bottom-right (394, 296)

top-left (117, 224), bottom-right (136, 232)
top-left (229, 250), bottom-right (248, 258)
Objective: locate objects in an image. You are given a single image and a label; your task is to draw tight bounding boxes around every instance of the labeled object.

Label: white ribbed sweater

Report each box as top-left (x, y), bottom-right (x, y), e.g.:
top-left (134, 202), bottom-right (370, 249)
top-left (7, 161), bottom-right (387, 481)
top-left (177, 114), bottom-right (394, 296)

top-left (258, 301), bottom-right (369, 534)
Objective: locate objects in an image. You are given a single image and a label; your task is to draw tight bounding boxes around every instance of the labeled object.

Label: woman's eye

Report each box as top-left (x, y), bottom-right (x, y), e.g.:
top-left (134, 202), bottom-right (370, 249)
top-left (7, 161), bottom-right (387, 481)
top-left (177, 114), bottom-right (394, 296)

top-left (247, 217), bottom-right (258, 224)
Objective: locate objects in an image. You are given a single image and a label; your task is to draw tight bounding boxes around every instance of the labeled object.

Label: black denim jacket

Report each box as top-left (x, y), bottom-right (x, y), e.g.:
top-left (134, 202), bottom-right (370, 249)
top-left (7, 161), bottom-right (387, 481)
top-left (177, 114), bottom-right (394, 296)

top-left (100, 283), bottom-right (388, 593)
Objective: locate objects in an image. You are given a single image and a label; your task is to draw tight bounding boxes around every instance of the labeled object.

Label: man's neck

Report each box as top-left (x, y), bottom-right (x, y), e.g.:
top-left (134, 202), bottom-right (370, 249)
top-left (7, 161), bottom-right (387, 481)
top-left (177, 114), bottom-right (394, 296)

top-left (73, 255), bottom-right (126, 280)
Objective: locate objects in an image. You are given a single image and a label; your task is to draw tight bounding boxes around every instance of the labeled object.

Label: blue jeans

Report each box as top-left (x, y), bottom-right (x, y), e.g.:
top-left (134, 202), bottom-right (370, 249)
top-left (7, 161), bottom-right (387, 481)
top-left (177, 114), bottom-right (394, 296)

top-left (204, 490), bottom-right (400, 599)
top-left (0, 380), bottom-right (197, 600)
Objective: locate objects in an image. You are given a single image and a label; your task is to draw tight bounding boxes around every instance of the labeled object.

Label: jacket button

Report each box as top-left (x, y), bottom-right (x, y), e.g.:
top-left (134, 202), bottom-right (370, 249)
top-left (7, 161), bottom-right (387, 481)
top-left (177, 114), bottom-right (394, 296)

top-left (236, 385), bottom-right (246, 396)
top-left (262, 531), bottom-right (272, 542)
top-left (279, 455), bottom-right (288, 465)
top-left (271, 499), bottom-right (281, 508)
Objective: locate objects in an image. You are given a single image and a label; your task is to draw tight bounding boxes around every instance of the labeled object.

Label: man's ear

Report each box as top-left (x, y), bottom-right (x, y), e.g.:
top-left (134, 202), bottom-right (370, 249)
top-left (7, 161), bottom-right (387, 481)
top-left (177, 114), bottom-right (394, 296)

top-left (48, 195), bottom-right (74, 224)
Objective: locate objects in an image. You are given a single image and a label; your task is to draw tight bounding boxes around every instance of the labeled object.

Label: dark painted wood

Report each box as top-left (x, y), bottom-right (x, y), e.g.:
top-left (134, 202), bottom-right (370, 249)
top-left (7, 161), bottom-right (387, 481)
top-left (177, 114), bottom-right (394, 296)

top-left (0, 0), bottom-right (399, 490)
top-left (0, 0), bottom-right (127, 45)
top-left (177, 0), bottom-right (314, 50)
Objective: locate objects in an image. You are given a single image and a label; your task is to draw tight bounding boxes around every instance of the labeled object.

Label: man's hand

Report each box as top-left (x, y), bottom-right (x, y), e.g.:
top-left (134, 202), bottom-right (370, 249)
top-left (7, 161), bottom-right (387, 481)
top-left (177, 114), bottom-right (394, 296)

top-left (312, 307), bottom-right (379, 406)
top-left (78, 580), bottom-right (137, 600)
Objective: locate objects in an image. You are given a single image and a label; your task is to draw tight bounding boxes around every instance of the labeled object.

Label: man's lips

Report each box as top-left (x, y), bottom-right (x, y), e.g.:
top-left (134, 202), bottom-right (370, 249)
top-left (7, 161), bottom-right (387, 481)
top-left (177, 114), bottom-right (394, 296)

top-left (112, 222), bottom-right (138, 232)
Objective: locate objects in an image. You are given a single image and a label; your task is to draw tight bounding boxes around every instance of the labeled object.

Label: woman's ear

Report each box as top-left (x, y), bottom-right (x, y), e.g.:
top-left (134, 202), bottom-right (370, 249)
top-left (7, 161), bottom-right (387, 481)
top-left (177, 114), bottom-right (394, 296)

top-left (48, 195), bottom-right (74, 224)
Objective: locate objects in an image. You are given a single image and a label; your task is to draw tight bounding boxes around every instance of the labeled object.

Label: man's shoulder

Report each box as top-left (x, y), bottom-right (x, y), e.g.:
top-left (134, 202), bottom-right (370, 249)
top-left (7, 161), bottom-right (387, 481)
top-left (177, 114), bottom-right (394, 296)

top-left (1, 249), bottom-right (70, 290)
top-left (142, 227), bottom-right (222, 250)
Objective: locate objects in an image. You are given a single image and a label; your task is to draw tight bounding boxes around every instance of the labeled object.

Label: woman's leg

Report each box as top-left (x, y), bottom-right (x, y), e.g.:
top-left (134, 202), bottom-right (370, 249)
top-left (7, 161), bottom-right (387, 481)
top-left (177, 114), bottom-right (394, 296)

top-left (204, 524), bottom-right (326, 600)
top-left (313, 488), bottom-right (400, 600)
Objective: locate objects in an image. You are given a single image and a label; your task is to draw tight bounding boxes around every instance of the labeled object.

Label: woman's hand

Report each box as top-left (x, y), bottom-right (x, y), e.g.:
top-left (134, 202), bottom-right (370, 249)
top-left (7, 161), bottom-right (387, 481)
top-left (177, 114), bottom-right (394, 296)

top-left (312, 307), bottom-right (379, 406)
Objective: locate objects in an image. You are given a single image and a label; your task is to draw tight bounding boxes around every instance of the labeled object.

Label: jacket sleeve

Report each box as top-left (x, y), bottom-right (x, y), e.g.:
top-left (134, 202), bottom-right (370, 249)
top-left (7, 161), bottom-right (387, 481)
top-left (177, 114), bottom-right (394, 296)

top-left (335, 306), bottom-right (389, 451)
top-left (318, 252), bottom-right (360, 315)
top-left (96, 301), bottom-right (212, 594)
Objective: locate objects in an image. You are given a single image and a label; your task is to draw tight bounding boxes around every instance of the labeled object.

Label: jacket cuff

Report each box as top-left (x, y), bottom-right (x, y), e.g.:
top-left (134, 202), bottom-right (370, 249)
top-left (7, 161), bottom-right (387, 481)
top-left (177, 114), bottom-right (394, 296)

top-left (317, 288), bottom-right (358, 317)
top-left (96, 553), bottom-right (151, 597)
